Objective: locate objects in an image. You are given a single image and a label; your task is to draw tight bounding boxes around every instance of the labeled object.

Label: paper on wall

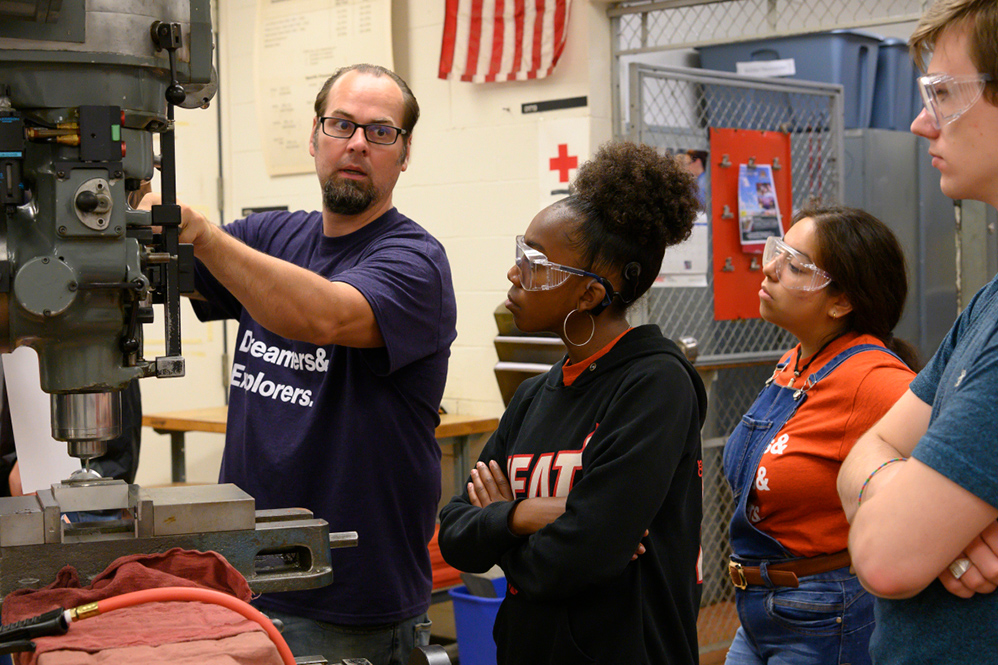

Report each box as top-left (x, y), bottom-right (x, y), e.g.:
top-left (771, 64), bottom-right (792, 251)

top-left (255, 0), bottom-right (394, 176)
top-left (655, 212), bottom-right (709, 288)
top-left (2, 348), bottom-right (81, 493)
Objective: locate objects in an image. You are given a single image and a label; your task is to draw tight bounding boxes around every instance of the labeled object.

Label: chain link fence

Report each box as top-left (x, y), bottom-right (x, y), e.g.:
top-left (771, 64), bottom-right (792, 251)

top-left (624, 63), bottom-right (843, 653)
top-left (611, 0), bottom-right (929, 55)
top-left (611, 0), bottom-right (931, 654)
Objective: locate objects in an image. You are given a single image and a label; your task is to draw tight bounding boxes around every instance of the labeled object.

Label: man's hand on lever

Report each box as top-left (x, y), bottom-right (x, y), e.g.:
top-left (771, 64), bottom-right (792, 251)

top-left (137, 192), bottom-right (217, 252)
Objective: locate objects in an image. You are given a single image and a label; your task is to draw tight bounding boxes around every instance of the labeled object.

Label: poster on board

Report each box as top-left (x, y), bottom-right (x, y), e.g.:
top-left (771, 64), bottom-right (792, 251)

top-left (737, 163), bottom-right (782, 249)
top-left (709, 127), bottom-right (793, 321)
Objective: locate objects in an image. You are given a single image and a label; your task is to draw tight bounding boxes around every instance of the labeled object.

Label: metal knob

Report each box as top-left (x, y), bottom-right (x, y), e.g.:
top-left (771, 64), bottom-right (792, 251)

top-left (676, 336), bottom-right (699, 363)
top-left (75, 189), bottom-right (111, 214)
top-left (75, 190), bottom-right (99, 212)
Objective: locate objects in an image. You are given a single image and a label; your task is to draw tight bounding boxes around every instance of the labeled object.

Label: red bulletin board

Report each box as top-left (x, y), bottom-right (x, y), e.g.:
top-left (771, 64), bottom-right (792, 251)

top-left (710, 128), bottom-right (793, 321)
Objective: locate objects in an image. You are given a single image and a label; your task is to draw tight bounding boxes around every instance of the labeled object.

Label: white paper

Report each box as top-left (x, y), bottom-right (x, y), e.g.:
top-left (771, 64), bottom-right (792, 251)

top-left (2, 348), bottom-right (81, 493)
top-left (736, 59), bottom-right (796, 78)
top-left (255, 0), bottom-right (394, 176)
top-left (655, 212), bottom-right (709, 288)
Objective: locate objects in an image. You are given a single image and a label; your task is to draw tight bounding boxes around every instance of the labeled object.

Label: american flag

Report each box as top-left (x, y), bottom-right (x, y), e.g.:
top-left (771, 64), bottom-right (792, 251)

top-left (438, 0), bottom-right (571, 83)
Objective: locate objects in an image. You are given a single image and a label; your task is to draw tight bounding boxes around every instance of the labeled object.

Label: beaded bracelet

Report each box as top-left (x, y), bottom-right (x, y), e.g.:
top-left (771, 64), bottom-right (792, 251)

top-left (857, 458), bottom-right (906, 505)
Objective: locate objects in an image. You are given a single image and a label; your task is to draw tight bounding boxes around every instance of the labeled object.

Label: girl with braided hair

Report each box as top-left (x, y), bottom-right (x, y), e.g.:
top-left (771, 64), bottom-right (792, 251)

top-left (439, 141), bottom-right (707, 664)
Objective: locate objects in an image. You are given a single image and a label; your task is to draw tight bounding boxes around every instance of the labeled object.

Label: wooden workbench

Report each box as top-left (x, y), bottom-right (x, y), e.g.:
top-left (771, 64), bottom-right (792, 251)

top-left (143, 406), bottom-right (498, 491)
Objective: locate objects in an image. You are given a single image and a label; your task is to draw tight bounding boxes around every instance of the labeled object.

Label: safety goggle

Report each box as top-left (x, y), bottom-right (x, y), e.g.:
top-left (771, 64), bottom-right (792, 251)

top-left (918, 73), bottom-right (993, 129)
top-left (762, 236), bottom-right (833, 292)
top-left (514, 235), bottom-right (615, 301)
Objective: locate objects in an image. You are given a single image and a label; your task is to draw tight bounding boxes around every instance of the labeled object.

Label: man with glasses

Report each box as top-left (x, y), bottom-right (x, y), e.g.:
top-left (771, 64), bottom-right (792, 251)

top-left (837, 1), bottom-right (998, 662)
top-left (161, 64), bottom-right (457, 665)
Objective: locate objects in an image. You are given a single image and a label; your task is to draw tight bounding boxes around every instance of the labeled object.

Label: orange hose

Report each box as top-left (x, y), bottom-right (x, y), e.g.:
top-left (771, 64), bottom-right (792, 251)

top-left (85, 587), bottom-right (294, 665)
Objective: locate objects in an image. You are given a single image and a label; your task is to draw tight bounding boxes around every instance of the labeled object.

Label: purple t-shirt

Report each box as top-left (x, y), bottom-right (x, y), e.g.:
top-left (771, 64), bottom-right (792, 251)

top-left (192, 208), bottom-right (457, 624)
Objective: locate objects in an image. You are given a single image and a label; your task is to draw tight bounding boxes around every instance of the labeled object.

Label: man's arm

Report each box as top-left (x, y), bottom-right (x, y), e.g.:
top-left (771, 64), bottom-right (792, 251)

top-left (145, 196), bottom-right (382, 348)
top-left (839, 389), bottom-right (998, 598)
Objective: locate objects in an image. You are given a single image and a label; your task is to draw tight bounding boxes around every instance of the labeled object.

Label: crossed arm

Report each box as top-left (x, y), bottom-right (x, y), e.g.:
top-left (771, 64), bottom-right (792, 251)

top-left (468, 460), bottom-right (647, 560)
top-left (838, 390), bottom-right (998, 599)
top-left (140, 195), bottom-right (383, 348)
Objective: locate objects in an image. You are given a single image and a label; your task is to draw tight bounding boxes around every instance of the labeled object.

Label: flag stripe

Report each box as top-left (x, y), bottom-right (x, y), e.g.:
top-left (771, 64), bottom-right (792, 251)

top-left (486, 0), bottom-right (505, 81)
top-left (463, 0), bottom-right (485, 81)
top-left (531, 0), bottom-right (544, 79)
top-left (511, 0), bottom-right (526, 81)
top-left (549, 0), bottom-right (566, 77)
top-left (439, 0), bottom-right (461, 79)
top-left (439, 0), bottom-right (570, 83)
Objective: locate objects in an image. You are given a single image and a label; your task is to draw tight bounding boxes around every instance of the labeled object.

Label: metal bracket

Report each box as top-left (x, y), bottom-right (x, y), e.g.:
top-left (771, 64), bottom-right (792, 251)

top-left (155, 355), bottom-right (185, 378)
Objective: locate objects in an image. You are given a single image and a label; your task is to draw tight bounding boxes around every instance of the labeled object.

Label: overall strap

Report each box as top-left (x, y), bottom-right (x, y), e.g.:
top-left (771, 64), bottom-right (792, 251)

top-left (765, 352), bottom-right (796, 386)
top-left (803, 343), bottom-right (902, 389)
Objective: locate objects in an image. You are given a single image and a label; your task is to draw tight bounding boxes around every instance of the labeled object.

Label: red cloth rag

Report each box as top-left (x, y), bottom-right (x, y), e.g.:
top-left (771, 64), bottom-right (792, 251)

top-left (1, 548), bottom-right (275, 665)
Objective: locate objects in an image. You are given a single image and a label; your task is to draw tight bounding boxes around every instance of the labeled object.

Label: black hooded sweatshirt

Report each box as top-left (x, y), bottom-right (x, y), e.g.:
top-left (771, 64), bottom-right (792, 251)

top-left (440, 324), bottom-right (707, 664)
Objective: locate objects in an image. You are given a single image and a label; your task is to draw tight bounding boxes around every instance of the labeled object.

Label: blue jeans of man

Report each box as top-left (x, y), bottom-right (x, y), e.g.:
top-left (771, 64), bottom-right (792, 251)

top-left (724, 566), bottom-right (874, 665)
top-left (260, 607), bottom-right (431, 665)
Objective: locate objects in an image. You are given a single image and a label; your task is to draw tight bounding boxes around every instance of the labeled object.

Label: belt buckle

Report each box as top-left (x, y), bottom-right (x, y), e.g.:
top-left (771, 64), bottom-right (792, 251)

top-left (729, 561), bottom-right (748, 590)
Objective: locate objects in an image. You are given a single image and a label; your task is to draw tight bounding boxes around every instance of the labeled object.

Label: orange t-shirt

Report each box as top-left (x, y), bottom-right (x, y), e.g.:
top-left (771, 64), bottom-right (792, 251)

top-left (746, 332), bottom-right (915, 557)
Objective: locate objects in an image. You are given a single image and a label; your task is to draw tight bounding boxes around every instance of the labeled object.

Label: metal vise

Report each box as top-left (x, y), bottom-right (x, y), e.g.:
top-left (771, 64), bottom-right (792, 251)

top-left (0, 482), bottom-right (355, 596)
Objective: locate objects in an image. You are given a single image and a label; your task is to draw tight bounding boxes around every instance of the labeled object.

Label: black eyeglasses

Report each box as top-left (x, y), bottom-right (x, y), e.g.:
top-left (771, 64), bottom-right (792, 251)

top-left (318, 117), bottom-right (408, 145)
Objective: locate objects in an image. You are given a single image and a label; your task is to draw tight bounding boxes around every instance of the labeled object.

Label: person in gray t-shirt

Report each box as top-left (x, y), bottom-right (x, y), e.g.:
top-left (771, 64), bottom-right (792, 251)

top-left (837, 1), bottom-right (998, 662)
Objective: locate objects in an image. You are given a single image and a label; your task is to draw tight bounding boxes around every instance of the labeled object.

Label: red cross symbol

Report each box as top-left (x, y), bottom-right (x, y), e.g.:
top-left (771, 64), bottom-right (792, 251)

top-left (549, 143), bottom-right (578, 183)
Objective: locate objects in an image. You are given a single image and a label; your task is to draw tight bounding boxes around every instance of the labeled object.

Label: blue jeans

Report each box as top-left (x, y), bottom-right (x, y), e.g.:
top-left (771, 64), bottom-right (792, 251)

top-left (724, 566), bottom-right (874, 665)
top-left (260, 607), bottom-right (431, 665)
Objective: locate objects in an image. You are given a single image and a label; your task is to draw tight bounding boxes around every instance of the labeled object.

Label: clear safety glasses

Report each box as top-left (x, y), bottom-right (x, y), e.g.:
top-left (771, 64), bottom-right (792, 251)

top-left (762, 236), bottom-right (833, 292)
top-left (918, 73), bottom-right (993, 129)
top-left (514, 235), bottom-right (613, 295)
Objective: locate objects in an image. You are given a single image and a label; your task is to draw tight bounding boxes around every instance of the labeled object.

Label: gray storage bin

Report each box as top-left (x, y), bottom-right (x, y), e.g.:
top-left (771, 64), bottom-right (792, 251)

top-left (872, 38), bottom-right (920, 131)
top-left (699, 30), bottom-right (881, 129)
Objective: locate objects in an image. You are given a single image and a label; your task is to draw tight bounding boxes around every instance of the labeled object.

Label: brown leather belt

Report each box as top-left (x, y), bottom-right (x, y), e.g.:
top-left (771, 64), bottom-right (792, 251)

top-left (728, 550), bottom-right (852, 589)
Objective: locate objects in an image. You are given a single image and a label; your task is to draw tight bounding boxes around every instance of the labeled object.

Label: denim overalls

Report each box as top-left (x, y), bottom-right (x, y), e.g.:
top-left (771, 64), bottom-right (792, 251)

top-left (722, 344), bottom-right (896, 665)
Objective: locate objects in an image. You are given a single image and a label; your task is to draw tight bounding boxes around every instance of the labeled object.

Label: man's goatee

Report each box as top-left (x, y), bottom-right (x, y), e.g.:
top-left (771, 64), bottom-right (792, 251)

top-left (322, 176), bottom-right (377, 215)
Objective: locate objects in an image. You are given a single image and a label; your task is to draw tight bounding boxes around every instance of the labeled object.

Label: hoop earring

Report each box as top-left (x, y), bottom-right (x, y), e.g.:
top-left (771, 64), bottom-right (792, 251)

top-left (563, 309), bottom-right (596, 347)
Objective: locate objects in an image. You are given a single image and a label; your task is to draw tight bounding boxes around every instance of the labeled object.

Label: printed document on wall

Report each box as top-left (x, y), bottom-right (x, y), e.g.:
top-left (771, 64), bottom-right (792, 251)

top-left (655, 212), bottom-right (708, 288)
top-left (255, 0), bottom-right (393, 176)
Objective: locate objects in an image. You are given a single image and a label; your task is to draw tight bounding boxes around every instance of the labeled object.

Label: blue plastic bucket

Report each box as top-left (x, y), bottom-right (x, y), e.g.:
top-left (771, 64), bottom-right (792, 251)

top-left (448, 577), bottom-right (506, 665)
